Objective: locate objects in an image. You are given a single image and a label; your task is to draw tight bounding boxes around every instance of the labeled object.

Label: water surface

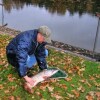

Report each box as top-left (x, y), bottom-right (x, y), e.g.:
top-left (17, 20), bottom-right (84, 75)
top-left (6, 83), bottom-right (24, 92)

top-left (0, 0), bottom-right (100, 53)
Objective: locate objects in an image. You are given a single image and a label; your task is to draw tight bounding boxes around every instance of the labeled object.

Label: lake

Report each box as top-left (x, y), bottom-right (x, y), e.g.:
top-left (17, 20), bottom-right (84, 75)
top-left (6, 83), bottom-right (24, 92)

top-left (0, 0), bottom-right (100, 53)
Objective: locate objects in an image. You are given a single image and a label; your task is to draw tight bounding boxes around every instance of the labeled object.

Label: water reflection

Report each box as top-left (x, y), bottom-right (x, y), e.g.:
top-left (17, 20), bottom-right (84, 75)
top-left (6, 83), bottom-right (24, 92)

top-left (0, 0), bottom-right (100, 54)
top-left (2, 0), bottom-right (100, 16)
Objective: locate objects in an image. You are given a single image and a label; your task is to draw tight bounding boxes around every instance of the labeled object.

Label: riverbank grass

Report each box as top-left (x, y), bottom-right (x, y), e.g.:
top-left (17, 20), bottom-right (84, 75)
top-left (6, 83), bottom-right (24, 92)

top-left (0, 34), bottom-right (100, 100)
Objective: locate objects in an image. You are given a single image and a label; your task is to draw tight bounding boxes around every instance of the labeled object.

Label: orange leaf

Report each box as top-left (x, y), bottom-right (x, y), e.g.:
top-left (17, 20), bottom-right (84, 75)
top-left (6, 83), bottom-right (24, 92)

top-left (7, 74), bottom-right (14, 82)
top-left (8, 96), bottom-right (15, 100)
top-left (65, 77), bottom-right (72, 81)
top-left (72, 90), bottom-right (80, 98)
top-left (95, 92), bottom-right (100, 98)
top-left (0, 84), bottom-right (4, 89)
top-left (39, 81), bottom-right (49, 90)
top-left (68, 69), bottom-right (73, 74)
top-left (51, 93), bottom-right (63, 100)
top-left (89, 75), bottom-right (95, 80)
top-left (86, 95), bottom-right (93, 100)
top-left (16, 97), bottom-right (20, 100)
top-left (71, 84), bottom-right (75, 87)
top-left (36, 92), bottom-right (42, 98)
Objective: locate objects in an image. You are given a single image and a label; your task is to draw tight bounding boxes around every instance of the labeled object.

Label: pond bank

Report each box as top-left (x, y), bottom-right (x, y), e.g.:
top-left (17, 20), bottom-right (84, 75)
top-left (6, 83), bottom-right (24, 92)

top-left (0, 26), bottom-right (100, 61)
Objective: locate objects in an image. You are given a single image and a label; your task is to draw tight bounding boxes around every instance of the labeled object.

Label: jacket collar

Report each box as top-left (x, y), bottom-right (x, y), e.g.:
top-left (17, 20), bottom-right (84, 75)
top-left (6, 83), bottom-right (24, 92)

top-left (34, 29), bottom-right (38, 42)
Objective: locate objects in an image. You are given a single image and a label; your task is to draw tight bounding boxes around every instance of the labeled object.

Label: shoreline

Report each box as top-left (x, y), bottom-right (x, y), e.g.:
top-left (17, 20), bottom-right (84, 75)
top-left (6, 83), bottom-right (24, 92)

top-left (0, 26), bottom-right (100, 61)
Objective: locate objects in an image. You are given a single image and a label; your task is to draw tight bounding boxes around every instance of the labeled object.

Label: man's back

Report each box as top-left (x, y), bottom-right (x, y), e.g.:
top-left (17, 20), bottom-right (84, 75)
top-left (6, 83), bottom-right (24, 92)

top-left (6, 29), bottom-right (38, 54)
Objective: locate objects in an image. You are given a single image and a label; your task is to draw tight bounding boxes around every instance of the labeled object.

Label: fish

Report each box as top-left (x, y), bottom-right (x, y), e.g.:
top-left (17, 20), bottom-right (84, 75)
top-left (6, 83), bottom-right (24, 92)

top-left (24, 69), bottom-right (58, 93)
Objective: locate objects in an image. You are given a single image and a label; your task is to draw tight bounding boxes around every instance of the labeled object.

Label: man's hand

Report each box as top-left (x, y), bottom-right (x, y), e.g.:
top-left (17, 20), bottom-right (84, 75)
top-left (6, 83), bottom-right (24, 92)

top-left (23, 75), bottom-right (35, 86)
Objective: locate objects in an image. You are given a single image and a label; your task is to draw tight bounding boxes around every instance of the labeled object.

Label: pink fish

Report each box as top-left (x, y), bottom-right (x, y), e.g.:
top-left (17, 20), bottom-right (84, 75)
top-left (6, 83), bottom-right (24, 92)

top-left (24, 69), bottom-right (58, 93)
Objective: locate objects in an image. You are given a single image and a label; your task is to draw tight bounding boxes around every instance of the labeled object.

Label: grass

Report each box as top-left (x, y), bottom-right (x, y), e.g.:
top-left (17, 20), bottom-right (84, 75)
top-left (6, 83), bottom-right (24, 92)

top-left (0, 34), bottom-right (100, 100)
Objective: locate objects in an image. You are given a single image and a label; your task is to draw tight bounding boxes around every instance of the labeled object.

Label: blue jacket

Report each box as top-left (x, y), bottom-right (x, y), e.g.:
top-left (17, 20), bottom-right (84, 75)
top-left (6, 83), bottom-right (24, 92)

top-left (6, 29), bottom-right (47, 77)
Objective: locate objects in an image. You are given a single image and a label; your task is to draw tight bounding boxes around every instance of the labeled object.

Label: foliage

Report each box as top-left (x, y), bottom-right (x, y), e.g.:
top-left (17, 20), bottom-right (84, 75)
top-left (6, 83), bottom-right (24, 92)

top-left (2, 0), bottom-right (100, 15)
top-left (0, 34), bottom-right (100, 100)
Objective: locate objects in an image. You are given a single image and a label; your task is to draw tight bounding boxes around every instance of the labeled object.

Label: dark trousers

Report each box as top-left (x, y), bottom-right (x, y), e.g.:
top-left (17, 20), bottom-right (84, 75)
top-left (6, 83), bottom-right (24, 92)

top-left (6, 53), bottom-right (18, 68)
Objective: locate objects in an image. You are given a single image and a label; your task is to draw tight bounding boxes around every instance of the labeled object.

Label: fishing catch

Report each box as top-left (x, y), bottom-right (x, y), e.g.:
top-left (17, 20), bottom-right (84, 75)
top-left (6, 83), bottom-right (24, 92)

top-left (24, 69), bottom-right (58, 93)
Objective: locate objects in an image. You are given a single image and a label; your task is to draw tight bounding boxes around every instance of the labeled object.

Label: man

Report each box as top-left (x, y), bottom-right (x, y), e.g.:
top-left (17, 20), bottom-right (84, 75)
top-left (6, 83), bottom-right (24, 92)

top-left (6, 26), bottom-right (51, 86)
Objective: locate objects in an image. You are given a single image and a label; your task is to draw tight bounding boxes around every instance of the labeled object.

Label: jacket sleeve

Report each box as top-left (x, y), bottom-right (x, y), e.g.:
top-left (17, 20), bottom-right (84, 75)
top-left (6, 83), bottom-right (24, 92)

top-left (16, 41), bottom-right (29, 77)
top-left (35, 45), bottom-right (47, 70)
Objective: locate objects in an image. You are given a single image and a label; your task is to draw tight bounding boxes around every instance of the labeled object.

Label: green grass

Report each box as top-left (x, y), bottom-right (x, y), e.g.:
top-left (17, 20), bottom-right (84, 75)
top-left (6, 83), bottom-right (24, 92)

top-left (0, 34), bottom-right (100, 100)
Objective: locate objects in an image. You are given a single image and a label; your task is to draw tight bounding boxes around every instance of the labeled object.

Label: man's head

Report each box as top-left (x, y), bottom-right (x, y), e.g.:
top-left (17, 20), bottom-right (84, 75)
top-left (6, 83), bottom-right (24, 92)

top-left (37, 26), bottom-right (51, 44)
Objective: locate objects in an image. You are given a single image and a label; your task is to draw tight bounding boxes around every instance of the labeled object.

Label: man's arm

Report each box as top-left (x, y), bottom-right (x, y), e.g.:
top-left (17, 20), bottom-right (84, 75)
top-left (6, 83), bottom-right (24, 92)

top-left (16, 41), bottom-right (34, 85)
top-left (35, 44), bottom-right (47, 70)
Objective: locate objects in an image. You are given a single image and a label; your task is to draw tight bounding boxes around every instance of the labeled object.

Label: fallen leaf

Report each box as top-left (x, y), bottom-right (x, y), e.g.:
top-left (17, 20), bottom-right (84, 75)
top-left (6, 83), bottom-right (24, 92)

top-left (65, 77), bottom-right (72, 81)
top-left (8, 96), bottom-right (15, 100)
top-left (68, 69), bottom-right (73, 74)
top-left (36, 92), bottom-right (42, 98)
top-left (95, 92), bottom-right (100, 99)
top-left (4, 90), bottom-right (10, 93)
top-left (61, 84), bottom-right (67, 89)
top-left (71, 84), bottom-right (75, 87)
top-left (51, 93), bottom-right (63, 100)
top-left (77, 86), bottom-right (85, 93)
top-left (86, 91), bottom-right (95, 100)
top-left (79, 79), bottom-right (86, 83)
top-left (39, 82), bottom-right (49, 90)
top-left (72, 90), bottom-right (80, 98)
top-left (7, 74), bottom-right (14, 82)
top-left (47, 86), bottom-right (54, 92)
top-left (16, 97), bottom-right (20, 100)
top-left (0, 84), bottom-right (4, 89)
top-left (86, 81), bottom-right (92, 87)
top-left (11, 86), bottom-right (16, 91)
top-left (89, 75), bottom-right (95, 80)
top-left (79, 68), bottom-right (85, 72)
top-left (89, 91), bottom-right (95, 96)
top-left (50, 78), bottom-right (58, 83)
top-left (86, 95), bottom-right (93, 100)
top-left (67, 93), bottom-right (74, 98)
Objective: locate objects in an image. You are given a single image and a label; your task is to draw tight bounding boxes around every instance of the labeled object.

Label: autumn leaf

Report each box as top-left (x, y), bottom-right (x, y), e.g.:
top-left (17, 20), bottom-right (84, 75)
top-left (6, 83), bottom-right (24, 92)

top-left (65, 77), bottom-right (72, 81)
top-left (86, 80), bottom-right (92, 87)
top-left (8, 96), bottom-right (15, 100)
top-left (77, 85), bottom-right (85, 93)
top-left (47, 86), bottom-right (54, 92)
top-left (0, 60), bottom-right (3, 65)
top-left (66, 58), bottom-right (72, 64)
top-left (89, 75), bottom-right (95, 80)
top-left (51, 93), bottom-right (63, 100)
top-left (11, 86), bottom-right (16, 91)
top-left (49, 78), bottom-right (58, 83)
top-left (86, 91), bottom-right (95, 100)
top-left (67, 93), bottom-right (74, 98)
top-left (36, 92), bottom-right (42, 98)
top-left (79, 79), bottom-right (86, 83)
top-left (60, 84), bottom-right (67, 89)
top-left (4, 90), bottom-right (10, 93)
top-left (86, 95), bottom-right (93, 100)
top-left (7, 74), bottom-right (15, 82)
top-left (95, 92), bottom-right (100, 99)
top-left (16, 97), bottom-right (21, 100)
top-left (63, 66), bottom-right (68, 70)
top-left (39, 81), bottom-right (49, 90)
top-left (0, 84), bottom-right (4, 89)
top-left (71, 84), bottom-right (75, 87)
top-left (93, 81), bottom-right (100, 87)
top-left (71, 90), bottom-right (80, 98)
